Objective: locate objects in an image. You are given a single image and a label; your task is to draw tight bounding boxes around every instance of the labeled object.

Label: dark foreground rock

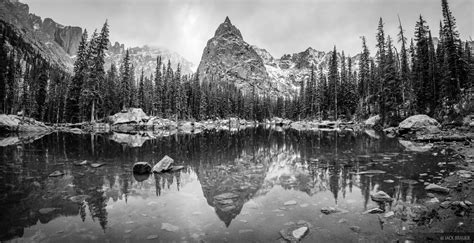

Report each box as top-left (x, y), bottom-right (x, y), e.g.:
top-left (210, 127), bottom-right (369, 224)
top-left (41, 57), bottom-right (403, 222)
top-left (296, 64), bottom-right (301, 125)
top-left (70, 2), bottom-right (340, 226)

top-left (132, 162), bottom-right (152, 174)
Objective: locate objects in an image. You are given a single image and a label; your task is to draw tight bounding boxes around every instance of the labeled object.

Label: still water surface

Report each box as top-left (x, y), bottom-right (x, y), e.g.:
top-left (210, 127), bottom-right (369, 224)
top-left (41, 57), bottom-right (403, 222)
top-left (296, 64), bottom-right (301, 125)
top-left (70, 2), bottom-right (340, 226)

top-left (0, 127), bottom-right (457, 242)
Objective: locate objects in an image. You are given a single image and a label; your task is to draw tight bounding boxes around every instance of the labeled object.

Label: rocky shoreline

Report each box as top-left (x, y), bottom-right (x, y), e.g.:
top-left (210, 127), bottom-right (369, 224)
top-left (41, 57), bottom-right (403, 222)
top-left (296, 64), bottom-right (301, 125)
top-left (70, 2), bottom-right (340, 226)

top-left (1, 108), bottom-right (365, 136)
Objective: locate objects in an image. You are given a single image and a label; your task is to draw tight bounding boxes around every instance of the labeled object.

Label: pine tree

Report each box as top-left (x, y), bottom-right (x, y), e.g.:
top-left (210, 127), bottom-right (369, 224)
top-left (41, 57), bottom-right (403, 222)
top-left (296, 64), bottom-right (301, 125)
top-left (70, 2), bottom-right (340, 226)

top-left (120, 50), bottom-right (131, 110)
top-left (413, 15), bottom-right (431, 113)
top-left (0, 34), bottom-right (7, 113)
top-left (440, 0), bottom-right (461, 108)
top-left (298, 77), bottom-right (305, 119)
top-left (153, 56), bottom-right (163, 116)
top-left (397, 15), bottom-right (411, 116)
top-left (328, 46), bottom-right (339, 119)
top-left (104, 63), bottom-right (118, 116)
top-left (81, 21), bottom-right (109, 122)
top-left (382, 36), bottom-right (402, 125)
top-left (375, 17), bottom-right (386, 116)
top-left (80, 29), bottom-right (99, 122)
top-left (138, 69), bottom-right (145, 109)
top-left (66, 30), bottom-right (88, 122)
top-left (129, 64), bottom-right (137, 107)
top-left (35, 64), bottom-right (48, 120)
top-left (317, 64), bottom-right (327, 119)
top-left (358, 36), bottom-right (371, 116)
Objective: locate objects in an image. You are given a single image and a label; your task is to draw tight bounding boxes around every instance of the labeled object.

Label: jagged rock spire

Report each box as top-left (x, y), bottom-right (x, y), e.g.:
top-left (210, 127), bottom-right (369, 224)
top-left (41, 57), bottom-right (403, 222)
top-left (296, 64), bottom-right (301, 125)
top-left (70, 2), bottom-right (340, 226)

top-left (214, 16), bottom-right (242, 39)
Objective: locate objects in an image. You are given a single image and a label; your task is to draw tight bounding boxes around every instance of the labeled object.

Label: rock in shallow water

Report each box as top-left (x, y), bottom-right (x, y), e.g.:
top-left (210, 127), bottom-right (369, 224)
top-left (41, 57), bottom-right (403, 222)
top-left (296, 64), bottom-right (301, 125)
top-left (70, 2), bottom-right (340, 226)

top-left (370, 191), bottom-right (393, 203)
top-left (49, 171), bottom-right (64, 177)
top-left (161, 223), bottom-right (179, 232)
top-left (146, 235), bottom-right (158, 240)
top-left (292, 226), bottom-right (308, 239)
top-left (349, 226), bottom-right (361, 233)
top-left (363, 208), bottom-right (384, 214)
top-left (425, 184), bottom-right (450, 193)
top-left (152, 155), bottom-right (174, 173)
top-left (132, 162), bottom-right (152, 174)
top-left (284, 200), bottom-right (297, 206)
top-left (321, 207), bottom-right (348, 214)
top-left (280, 224), bottom-right (309, 242)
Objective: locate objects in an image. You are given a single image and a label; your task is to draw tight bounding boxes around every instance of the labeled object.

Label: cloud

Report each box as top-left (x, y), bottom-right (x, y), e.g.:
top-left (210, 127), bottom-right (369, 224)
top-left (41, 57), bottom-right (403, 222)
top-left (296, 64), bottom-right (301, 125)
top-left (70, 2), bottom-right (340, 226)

top-left (22, 0), bottom-right (474, 65)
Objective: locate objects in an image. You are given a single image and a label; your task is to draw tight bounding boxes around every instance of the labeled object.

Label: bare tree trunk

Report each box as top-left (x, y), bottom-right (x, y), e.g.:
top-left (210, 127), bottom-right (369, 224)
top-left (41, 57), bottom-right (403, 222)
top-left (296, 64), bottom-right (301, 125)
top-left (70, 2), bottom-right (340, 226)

top-left (91, 100), bottom-right (95, 123)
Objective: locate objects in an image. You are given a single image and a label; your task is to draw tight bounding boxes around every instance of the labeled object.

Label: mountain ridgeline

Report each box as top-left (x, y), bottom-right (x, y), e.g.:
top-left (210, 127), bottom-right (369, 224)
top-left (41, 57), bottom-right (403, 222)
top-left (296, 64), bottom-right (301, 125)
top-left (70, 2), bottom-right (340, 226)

top-left (0, 0), bottom-right (472, 125)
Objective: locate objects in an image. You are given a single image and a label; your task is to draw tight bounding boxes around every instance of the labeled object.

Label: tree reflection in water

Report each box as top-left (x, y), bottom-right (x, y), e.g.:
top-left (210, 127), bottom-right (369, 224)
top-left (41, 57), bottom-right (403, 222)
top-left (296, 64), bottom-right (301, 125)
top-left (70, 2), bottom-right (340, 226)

top-left (0, 126), bottom-right (454, 241)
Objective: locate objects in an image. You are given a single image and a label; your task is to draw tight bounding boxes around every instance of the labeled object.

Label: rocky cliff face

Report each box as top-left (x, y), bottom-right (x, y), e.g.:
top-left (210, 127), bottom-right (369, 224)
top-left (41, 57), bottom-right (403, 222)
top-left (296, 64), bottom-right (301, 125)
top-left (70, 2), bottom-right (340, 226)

top-left (105, 43), bottom-right (195, 77)
top-left (0, 0), bottom-right (82, 71)
top-left (198, 17), bottom-right (295, 97)
top-left (198, 17), bottom-right (362, 97)
top-left (252, 46), bottom-right (361, 93)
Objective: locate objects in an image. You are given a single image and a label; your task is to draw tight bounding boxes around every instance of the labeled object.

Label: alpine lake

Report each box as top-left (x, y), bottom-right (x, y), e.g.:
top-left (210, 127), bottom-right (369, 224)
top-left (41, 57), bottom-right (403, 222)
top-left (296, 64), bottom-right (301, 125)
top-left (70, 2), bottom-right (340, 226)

top-left (0, 126), bottom-right (461, 242)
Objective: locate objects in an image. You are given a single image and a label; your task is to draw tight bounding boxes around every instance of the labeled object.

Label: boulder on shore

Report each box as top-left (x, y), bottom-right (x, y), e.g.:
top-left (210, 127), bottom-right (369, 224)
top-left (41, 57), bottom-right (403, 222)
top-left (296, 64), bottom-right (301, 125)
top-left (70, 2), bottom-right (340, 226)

top-left (399, 115), bottom-right (440, 133)
top-left (108, 108), bottom-right (149, 125)
top-left (0, 114), bottom-right (51, 133)
top-left (364, 115), bottom-right (381, 128)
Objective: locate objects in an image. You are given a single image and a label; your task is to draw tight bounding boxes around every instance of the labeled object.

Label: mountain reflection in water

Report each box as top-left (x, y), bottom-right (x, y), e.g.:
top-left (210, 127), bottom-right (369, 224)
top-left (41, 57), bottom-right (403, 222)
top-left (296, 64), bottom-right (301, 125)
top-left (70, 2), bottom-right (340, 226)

top-left (0, 127), bottom-right (455, 241)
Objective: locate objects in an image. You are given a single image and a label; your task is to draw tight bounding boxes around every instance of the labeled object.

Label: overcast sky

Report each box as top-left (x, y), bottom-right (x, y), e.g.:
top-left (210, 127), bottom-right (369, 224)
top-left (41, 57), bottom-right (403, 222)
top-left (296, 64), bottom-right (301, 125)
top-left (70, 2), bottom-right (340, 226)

top-left (23, 0), bottom-right (473, 65)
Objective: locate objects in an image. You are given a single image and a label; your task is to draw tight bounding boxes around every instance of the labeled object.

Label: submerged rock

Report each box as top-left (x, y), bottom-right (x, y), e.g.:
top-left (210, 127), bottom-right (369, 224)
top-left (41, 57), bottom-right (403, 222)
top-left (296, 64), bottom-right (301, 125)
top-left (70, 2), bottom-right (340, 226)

top-left (349, 226), bottom-right (361, 233)
top-left (73, 160), bottom-right (88, 166)
top-left (363, 208), bottom-right (384, 214)
top-left (161, 223), bottom-right (179, 232)
top-left (49, 171), bottom-right (64, 177)
top-left (321, 207), bottom-right (348, 215)
top-left (284, 200), bottom-right (297, 206)
top-left (425, 184), bottom-right (450, 193)
top-left (146, 235), bottom-right (158, 240)
top-left (133, 162), bottom-right (152, 174)
top-left (90, 163), bottom-right (104, 168)
top-left (152, 155), bottom-right (174, 173)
